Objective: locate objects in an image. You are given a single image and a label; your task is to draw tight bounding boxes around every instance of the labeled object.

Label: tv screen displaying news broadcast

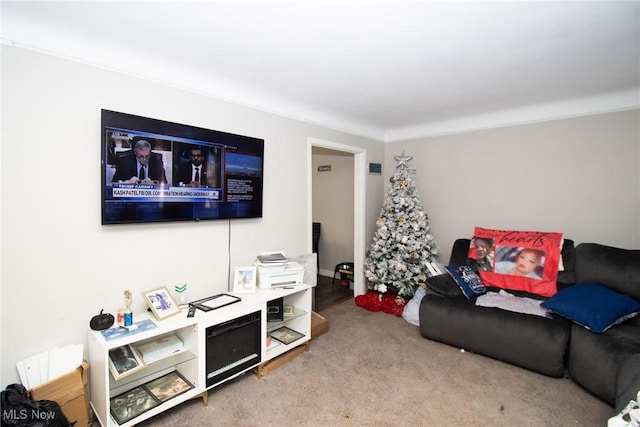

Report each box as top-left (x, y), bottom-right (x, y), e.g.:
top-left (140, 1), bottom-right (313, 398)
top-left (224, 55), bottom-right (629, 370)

top-left (101, 110), bottom-right (264, 224)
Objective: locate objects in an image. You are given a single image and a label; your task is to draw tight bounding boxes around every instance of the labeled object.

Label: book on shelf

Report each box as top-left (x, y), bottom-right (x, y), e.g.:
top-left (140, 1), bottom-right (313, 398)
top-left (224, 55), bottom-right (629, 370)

top-left (136, 334), bottom-right (185, 364)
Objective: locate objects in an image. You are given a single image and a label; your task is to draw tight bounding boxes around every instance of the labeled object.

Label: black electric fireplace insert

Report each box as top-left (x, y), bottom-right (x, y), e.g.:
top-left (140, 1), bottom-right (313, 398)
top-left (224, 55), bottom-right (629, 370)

top-left (205, 311), bottom-right (262, 387)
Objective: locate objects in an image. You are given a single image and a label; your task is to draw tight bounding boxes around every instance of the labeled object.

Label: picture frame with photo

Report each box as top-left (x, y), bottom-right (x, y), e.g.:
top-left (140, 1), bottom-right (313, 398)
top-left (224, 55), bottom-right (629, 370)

top-left (142, 286), bottom-right (180, 320)
top-left (270, 326), bottom-right (304, 345)
top-left (145, 370), bottom-right (194, 403)
top-left (109, 386), bottom-right (159, 425)
top-left (108, 344), bottom-right (146, 380)
top-left (233, 266), bottom-right (257, 294)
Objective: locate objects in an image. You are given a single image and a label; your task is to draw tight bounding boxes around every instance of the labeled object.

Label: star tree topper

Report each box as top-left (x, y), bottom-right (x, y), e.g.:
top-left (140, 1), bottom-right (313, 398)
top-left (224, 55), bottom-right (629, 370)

top-left (394, 151), bottom-right (413, 169)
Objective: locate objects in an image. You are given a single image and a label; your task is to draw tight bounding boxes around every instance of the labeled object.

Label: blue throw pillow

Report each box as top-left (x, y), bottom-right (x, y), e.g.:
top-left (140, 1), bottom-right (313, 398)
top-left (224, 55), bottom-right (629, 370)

top-left (445, 265), bottom-right (487, 299)
top-left (541, 282), bottom-right (640, 333)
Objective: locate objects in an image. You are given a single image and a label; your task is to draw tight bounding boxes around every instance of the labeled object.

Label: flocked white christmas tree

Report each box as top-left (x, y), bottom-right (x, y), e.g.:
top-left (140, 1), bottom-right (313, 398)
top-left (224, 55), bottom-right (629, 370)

top-left (364, 152), bottom-right (439, 297)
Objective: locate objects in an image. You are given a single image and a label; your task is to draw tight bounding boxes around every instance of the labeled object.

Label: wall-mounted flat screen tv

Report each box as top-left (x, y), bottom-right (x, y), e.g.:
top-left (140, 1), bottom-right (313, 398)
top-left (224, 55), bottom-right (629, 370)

top-left (101, 109), bottom-right (264, 224)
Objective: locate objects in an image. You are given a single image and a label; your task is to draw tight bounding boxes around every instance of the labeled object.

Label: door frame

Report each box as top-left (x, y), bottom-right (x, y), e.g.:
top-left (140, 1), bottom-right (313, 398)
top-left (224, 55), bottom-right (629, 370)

top-left (307, 137), bottom-right (367, 296)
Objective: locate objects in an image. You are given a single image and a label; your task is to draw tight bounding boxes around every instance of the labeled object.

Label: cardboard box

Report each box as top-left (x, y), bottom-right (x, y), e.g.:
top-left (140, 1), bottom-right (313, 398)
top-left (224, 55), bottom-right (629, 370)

top-left (30, 361), bottom-right (90, 427)
top-left (311, 311), bottom-right (329, 338)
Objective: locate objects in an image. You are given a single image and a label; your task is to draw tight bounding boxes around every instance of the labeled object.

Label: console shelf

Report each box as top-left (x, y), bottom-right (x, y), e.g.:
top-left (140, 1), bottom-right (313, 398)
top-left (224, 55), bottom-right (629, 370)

top-left (264, 288), bottom-right (311, 360)
top-left (88, 284), bottom-right (311, 426)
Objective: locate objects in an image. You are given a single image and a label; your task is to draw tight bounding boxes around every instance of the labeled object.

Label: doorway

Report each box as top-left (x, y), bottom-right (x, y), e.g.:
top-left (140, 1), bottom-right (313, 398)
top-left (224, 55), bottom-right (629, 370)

top-left (308, 138), bottom-right (366, 301)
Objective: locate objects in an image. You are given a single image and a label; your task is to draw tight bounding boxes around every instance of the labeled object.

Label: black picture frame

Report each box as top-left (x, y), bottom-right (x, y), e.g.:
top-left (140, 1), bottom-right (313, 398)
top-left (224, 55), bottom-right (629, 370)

top-left (109, 386), bottom-right (159, 425)
top-left (145, 371), bottom-right (194, 403)
top-left (270, 326), bottom-right (304, 345)
top-left (190, 293), bottom-right (241, 312)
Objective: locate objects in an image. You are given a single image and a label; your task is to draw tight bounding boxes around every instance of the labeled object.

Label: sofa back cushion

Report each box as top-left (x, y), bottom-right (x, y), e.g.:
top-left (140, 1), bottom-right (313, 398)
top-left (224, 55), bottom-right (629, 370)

top-left (575, 243), bottom-right (640, 301)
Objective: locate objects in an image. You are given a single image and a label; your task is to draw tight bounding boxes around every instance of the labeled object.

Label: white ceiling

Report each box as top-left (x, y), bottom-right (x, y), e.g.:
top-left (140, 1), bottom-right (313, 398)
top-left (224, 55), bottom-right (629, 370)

top-left (2, 1), bottom-right (639, 142)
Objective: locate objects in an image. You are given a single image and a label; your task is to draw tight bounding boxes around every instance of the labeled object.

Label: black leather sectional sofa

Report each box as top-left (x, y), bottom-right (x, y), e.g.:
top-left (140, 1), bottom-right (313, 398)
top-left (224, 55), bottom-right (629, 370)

top-left (419, 239), bottom-right (640, 413)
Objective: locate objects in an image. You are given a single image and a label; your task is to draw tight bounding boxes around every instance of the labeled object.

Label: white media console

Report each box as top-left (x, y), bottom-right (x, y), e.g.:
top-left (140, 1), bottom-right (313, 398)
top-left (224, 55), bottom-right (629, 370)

top-left (88, 284), bottom-right (312, 426)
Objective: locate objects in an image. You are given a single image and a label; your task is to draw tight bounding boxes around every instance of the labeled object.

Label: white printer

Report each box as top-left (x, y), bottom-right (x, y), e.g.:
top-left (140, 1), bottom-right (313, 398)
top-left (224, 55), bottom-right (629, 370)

top-left (256, 254), bottom-right (305, 289)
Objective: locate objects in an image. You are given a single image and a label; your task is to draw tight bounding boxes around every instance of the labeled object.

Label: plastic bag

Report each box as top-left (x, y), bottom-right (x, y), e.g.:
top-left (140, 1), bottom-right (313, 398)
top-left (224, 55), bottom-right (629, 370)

top-left (1, 383), bottom-right (71, 427)
top-left (402, 287), bottom-right (427, 326)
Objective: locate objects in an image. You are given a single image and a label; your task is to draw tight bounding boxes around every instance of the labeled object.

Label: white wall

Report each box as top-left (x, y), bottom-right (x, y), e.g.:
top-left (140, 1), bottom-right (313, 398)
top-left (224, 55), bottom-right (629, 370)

top-left (387, 109), bottom-right (640, 263)
top-left (0, 46), bottom-right (385, 386)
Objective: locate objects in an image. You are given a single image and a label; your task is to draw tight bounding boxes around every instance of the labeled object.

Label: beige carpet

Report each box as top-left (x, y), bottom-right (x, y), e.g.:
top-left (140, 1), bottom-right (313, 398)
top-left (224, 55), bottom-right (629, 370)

top-left (137, 299), bottom-right (613, 426)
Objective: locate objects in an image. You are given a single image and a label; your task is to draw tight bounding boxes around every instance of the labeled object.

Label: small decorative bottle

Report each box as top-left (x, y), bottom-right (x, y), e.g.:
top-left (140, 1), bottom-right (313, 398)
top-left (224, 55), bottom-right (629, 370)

top-left (123, 290), bottom-right (133, 327)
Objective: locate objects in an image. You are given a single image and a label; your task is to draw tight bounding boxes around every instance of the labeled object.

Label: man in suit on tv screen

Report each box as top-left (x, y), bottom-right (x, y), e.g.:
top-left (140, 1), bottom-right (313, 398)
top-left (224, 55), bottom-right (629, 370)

top-left (112, 139), bottom-right (167, 184)
top-left (176, 146), bottom-right (208, 187)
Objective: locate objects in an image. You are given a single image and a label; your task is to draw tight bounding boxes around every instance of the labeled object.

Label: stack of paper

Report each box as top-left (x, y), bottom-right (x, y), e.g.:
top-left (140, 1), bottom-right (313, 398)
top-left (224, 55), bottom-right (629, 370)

top-left (256, 251), bottom-right (287, 265)
top-left (137, 334), bottom-right (185, 363)
top-left (16, 344), bottom-right (83, 389)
